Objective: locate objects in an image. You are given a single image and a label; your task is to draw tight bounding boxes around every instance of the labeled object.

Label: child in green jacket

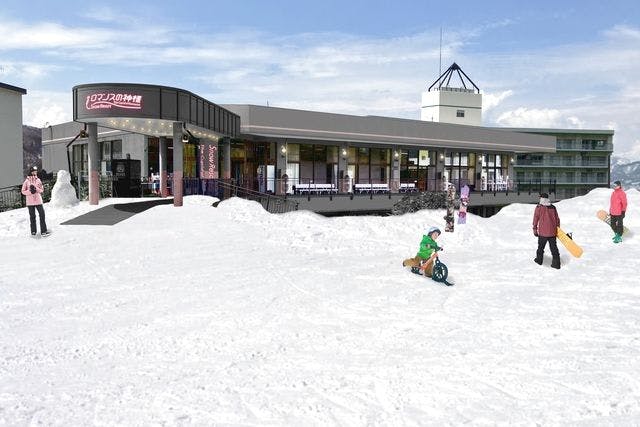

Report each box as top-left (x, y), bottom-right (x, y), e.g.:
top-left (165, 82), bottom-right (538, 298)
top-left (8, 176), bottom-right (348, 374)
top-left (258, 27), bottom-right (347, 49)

top-left (403, 227), bottom-right (442, 276)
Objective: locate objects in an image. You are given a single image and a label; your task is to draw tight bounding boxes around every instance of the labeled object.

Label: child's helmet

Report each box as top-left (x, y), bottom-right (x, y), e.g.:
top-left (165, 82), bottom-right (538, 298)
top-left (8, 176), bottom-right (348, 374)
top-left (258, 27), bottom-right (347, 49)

top-left (426, 226), bottom-right (441, 236)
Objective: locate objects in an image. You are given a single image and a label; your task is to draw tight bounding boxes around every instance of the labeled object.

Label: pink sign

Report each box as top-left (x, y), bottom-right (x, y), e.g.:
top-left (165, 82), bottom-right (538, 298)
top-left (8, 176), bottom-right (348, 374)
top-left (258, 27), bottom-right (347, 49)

top-left (85, 93), bottom-right (143, 110)
top-left (199, 142), bottom-right (218, 179)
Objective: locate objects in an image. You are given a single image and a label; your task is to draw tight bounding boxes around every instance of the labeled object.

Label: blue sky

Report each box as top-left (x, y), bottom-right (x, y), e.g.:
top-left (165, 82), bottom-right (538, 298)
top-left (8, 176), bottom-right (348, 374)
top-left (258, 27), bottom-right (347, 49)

top-left (1, 0), bottom-right (639, 156)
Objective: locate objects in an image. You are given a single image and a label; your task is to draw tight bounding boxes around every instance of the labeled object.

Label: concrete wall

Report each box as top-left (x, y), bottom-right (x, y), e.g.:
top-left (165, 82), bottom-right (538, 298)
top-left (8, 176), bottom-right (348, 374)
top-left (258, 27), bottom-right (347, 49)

top-left (421, 89), bottom-right (482, 126)
top-left (0, 88), bottom-right (24, 187)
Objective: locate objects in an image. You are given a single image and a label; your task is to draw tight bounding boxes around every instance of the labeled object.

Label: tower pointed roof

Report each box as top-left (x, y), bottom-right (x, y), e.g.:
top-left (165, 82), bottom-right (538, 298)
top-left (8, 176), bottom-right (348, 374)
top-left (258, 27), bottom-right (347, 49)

top-left (428, 62), bottom-right (480, 94)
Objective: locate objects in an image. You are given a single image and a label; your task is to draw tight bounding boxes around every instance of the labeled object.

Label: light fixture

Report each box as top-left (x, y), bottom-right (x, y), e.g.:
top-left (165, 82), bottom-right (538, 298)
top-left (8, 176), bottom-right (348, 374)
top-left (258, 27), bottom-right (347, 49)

top-left (439, 153), bottom-right (445, 160)
top-left (394, 150), bottom-right (399, 159)
top-left (342, 148), bottom-right (347, 157)
top-left (281, 145), bottom-right (287, 155)
top-left (79, 130), bottom-right (89, 138)
top-left (181, 134), bottom-right (189, 143)
top-left (510, 157), bottom-right (514, 164)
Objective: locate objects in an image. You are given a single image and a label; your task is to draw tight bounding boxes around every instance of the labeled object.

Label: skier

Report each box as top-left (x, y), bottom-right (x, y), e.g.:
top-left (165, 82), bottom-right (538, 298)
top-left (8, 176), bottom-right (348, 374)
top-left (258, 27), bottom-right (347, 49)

top-left (532, 192), bottom-right (560, 269)
top-left (609, 180), bottom-right (628, 243)
top-left (402, 226), bottom-right (442, 277)
top-left (21, 166), bottom-right (50, 237)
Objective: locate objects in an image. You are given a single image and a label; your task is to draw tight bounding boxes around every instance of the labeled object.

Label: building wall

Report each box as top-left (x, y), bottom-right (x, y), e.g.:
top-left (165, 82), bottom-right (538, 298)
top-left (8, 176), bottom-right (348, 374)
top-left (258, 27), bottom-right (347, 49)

top-left (421, 89), bottom-right (482, 126)
top-left (0, 88), bottom-right (24, 187)
top-left (513, 131), bottom-right (614, 200)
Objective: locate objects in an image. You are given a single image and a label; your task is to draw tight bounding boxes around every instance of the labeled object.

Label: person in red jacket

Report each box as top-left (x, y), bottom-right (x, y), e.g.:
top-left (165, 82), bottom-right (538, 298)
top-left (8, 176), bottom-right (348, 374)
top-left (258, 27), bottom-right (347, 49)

top-left (609, 180), bottom-right (628, 243)
top-left (532, 192), bottom-right (561, 269)
top-left (21, 166), bottom-right (50, 237)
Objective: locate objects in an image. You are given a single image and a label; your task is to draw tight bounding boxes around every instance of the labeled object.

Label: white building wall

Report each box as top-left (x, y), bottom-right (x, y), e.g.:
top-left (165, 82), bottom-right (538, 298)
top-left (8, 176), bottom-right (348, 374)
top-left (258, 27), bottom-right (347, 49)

top-left (0, 88), bottom-right (24, 187)
top-left (421, 89), bottom-right (482, 126)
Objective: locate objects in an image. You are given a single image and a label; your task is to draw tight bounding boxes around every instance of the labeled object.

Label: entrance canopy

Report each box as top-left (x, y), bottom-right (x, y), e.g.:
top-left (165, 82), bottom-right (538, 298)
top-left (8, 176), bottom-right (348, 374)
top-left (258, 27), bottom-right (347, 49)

top-left (73, 83), bottom-right (240, 139)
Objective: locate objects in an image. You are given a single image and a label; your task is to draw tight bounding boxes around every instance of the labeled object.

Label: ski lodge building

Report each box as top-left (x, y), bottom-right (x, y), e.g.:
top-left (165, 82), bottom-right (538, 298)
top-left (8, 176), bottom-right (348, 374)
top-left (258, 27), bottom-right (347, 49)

top-left (40, 63), bottom-right (614, 215)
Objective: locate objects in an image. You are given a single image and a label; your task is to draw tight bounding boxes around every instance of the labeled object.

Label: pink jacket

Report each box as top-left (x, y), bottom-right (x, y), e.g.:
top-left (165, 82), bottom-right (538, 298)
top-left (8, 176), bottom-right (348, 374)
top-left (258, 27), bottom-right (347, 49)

top-left (21, 176), bottom-right (44, 206)
top-left (609, 188), bottom-right (627, 216)
top-left (532, 204), bottom-right (560, 237)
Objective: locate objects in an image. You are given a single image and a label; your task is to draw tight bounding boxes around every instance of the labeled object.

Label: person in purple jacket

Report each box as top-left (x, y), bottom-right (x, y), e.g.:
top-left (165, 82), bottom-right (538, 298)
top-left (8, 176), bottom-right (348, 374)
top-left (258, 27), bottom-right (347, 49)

top-left (21, 166), bottom-right (50, 237)
top-left (532, 192), bottom-right (561, 269)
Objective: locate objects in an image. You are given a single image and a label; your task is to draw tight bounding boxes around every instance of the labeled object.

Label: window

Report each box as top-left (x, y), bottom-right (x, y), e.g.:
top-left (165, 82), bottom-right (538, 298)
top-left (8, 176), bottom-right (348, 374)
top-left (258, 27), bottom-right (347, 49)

top-left (456, 109), bottom-right (465, 118)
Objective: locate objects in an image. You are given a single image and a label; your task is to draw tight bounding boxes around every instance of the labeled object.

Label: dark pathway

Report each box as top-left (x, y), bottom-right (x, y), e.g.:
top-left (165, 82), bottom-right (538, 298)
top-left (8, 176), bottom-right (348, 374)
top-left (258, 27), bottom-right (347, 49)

top-left (62, 198), bottom-right (174, 226)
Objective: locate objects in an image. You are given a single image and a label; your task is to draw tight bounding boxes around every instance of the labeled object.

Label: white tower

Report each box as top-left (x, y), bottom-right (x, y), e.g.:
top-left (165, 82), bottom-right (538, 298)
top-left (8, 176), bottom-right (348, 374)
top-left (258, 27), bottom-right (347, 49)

top-left (421, 62), bottom-right (482, 126)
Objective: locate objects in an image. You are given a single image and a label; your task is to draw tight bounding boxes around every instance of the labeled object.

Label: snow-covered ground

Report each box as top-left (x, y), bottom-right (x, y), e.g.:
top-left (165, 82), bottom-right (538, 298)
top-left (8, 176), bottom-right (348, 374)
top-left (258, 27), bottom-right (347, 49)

top-left (1, 188), bottom-right (639, 425)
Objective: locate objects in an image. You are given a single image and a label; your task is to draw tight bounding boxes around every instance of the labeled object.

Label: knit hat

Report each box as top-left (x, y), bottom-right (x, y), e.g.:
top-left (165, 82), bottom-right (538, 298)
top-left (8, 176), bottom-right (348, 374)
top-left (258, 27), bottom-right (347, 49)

top-left (613, 180), bottom-right (621, 187)
top-left (426, 226), bottom-right (441, 236)
top-left (539, 192), bottom-right (549, 198)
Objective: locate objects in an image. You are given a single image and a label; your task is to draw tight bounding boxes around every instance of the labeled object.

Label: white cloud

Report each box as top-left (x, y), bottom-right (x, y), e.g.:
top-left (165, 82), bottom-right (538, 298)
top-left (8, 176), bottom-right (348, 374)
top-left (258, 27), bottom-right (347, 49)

top-left (496, 107), bottom-right (567, 128)
top-left (482, 90), bottom-right (513, 111)
top-left (22, 91), bottom-right (72, 127)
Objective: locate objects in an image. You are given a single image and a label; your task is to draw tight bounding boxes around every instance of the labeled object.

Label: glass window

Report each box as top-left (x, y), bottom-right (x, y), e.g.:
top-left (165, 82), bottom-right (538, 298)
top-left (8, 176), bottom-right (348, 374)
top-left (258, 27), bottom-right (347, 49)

top-left (287, 144), bottom-right (300, 162)
top-left (456, 109), bottom-right (465, 117)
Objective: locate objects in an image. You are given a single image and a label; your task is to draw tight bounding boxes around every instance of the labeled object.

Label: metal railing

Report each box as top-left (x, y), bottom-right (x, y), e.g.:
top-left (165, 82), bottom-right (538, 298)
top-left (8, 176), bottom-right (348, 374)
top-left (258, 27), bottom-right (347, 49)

top-left (183, 178), bottom-right (299, 214)
top-left (0, 185), bottom-right (23, 212)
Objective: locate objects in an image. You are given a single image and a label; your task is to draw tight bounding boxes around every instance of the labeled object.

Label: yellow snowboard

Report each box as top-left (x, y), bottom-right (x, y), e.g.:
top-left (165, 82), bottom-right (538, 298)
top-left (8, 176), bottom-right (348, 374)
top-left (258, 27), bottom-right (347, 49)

top-left (596, 209), bottom-right (630, 235)
top-left (556, 227), bottom-right (583, 258)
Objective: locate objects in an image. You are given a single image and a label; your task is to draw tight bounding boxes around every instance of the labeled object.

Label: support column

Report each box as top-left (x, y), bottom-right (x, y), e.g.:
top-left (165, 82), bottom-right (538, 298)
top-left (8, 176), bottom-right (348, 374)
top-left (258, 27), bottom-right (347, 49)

top-left (222, 137), bottom-right (231, 180)
top-left (87, 122), bottom-right (99, 205)
top-left (159, 136), bottom-right (168, 197)
top-left (391, 147), bottom-right (400, 192)
top-left (338, 145), bottom-right (348, 193)
top-left (276, 141), bottom-right (287, 195)
top-left (172, 122), bottom-right (184, 207)
top-left (436, 150), bottom-right (446, 191)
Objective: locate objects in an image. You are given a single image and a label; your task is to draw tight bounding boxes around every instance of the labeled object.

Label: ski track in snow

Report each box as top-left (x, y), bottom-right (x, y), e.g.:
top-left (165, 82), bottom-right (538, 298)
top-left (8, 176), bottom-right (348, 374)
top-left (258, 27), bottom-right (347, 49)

top-left (1, 189), bottom-right (640, 425)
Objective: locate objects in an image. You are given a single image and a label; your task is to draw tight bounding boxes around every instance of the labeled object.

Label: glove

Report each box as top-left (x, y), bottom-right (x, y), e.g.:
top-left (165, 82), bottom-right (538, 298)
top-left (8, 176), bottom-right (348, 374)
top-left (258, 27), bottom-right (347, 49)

top-left (534, 231), bottom-right (538, 237)
top-left (621, 211), bottom-right (625, 219)
top-left (29, 185), bottom-right (36, 194)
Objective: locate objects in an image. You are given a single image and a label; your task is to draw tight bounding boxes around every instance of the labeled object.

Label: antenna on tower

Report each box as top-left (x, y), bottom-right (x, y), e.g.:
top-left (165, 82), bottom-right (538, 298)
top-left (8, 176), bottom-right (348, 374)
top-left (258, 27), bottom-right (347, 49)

top-left (439, 27), bottom-right (443, 77)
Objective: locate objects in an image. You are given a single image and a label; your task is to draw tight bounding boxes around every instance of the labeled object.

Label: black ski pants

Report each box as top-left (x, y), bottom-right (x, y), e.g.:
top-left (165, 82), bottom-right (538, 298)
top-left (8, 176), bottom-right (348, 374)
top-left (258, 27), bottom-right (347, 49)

top-left (610, 214), bottom-right (624, 235)
top-left (28, 204), bottom-right (48, 234)
top-left (536, 236), bottom-right (560, 267)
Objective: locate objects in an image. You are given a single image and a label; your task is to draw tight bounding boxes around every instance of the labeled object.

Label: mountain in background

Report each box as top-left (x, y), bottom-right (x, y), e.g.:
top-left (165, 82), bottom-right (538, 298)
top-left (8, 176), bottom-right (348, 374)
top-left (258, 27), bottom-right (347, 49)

top-left (611, 157), bottom-right (640, 189)
top-left (22, 125), bottom-right (42, 176)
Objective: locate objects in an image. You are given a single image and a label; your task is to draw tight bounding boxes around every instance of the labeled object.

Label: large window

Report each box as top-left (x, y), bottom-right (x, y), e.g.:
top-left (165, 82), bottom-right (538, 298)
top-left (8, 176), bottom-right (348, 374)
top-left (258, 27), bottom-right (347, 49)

top-left (400, 149), bottom-right (436, 191)
top-left (291, 143), bottom-right (338, 185)
top-left (72, 144), bottom-right (88, 177)
top-left (444, 152), bottom-right (473, 189)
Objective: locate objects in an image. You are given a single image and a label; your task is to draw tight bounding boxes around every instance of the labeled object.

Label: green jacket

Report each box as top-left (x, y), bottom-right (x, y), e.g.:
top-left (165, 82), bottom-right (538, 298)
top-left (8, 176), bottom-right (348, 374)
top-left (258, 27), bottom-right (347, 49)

top-left (416, 235), bottom-right (440, 259)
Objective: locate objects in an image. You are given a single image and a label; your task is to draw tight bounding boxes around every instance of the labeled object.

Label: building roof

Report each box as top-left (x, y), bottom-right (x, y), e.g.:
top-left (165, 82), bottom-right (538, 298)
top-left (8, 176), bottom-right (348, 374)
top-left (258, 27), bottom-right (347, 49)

top-left (0, 82), bottom-right (27, 95)
top-left (223, 104), bottom-right (556, 153)
top-left (496, 127), bottom-right (614, 136)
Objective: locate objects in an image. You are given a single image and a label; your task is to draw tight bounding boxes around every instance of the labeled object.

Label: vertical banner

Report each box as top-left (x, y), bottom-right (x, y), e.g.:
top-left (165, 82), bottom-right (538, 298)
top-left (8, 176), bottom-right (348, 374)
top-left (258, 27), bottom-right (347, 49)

top-left (184, 144), bottom-right (197, 178)
top-left (199, 141), bottom-right (219, 179)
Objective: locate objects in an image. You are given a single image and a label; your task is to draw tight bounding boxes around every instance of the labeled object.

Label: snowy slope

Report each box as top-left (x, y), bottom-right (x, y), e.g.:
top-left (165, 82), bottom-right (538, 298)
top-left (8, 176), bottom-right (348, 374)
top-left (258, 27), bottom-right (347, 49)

top-left (1, 189), bottom-right (639, 425)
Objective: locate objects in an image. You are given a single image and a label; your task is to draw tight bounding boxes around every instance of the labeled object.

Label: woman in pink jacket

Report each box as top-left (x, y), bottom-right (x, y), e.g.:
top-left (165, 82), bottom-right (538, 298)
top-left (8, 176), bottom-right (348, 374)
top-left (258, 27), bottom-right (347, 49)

top-left (610, 180), bottom-right (628, 243)
top-left (21, 166), bottom-right (49, 237)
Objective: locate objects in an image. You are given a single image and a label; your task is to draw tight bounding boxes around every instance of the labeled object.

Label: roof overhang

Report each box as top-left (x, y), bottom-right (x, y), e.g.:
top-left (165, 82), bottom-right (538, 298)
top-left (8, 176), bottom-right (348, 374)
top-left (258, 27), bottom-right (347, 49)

top-left (223, 104), bottom-right (556, 153)
top-left (73, 83), bottom-right (240, 140)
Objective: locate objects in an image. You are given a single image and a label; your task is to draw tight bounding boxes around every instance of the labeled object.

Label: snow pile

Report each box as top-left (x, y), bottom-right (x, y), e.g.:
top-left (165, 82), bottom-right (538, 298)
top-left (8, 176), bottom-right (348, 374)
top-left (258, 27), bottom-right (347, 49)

top-left (48, 170), bottom-right (78, 208)
top-left (0, 189), bottom-right (639, 424)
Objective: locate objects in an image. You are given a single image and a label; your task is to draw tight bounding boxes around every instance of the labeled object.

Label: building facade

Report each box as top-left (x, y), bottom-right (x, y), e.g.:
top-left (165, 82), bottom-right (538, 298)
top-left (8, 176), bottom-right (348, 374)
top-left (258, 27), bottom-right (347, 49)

top-left (512, 129), bottom-right (614, 199)
top-left (0, 82), bottom-right (27, 188)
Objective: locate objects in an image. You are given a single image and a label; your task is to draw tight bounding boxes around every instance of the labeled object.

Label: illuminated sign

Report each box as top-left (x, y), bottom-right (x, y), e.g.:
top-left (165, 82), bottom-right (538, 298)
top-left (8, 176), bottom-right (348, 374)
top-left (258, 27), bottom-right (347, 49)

top-left (85, 93), bottom-right (143, 110)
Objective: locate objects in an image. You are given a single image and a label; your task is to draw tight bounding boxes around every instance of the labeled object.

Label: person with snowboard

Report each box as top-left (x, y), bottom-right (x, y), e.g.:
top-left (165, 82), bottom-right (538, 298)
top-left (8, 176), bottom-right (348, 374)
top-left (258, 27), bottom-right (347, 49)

top-left (609, 180), bottom-right (627, 243)
top-left (532, 192), bottom-right (560, 269)
top-left (21, 166), bottom-right (50, 237)
top-left (402, 226), bottom-right (442, 277)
